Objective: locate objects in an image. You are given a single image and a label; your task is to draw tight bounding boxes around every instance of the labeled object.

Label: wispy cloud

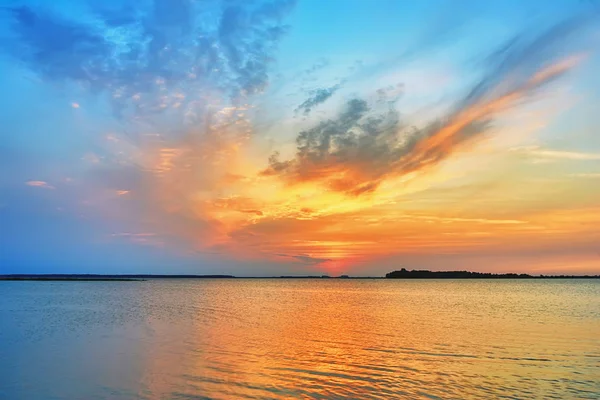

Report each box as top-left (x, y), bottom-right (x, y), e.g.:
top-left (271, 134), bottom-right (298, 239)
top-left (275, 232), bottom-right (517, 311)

top-left (25, 180), bottom-right (54, 189)
top-left (568, 173), bottom-right (600, 178)
top-left (274, 253), bottom-right (332, 265)
top-left (295, 84), bottom-right (341, 115)
top-left (263, 14), bottom-right (598, 195)
top-left (2, 0), bottom-right (297, 257)
top-left (110, 232), bottom-right (162, 246)
top-left (111, 232), bottom-right (156, 237)
top-left (3, 0), bottom-right (296, 121)
top-left (531, 149), bottom-right (600, 160)
top-left (511, 146), bottom-right (600, 161)
top-left (404, 215), bottom-right (526, 225)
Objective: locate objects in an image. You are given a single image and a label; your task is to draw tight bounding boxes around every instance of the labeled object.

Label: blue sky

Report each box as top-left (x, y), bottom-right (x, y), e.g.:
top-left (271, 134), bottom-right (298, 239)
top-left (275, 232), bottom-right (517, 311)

top-left (1, 0), bottom-right (599, 275)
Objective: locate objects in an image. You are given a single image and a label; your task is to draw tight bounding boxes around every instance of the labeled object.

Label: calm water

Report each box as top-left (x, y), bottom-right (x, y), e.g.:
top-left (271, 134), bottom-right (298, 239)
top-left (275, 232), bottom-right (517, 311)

top-left (1, 279), bottom-right (599, 399)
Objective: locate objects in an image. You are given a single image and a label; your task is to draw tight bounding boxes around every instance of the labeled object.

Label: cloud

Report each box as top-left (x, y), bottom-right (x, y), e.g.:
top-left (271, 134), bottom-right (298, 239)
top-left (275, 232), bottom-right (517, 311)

top-left (111, 232), bottom-right (156, 237)
top-left (25, 180), bottom-right (54, 189)
top-left (302, 58), bottom-right (329, 76)
top-left (398, 215), bottom-right (527, 225)
top-left (110, 232), bottom-right (162, 246)
top-left (569, 173), bottom-right (600, 178)
top-left (295, 84), bottom-right (341, 115)
top-left (510, 146), bottom-right (600, 161)
top-left (531, 149), bottom-right (600, 161)
top-left (274, 253), bottom-right (332, 265)
top-left (210, 196), bottom-right (264, 216)
top-left (218, 0), bottom-right (296, 97)
top-left (2, 0), bottom-right (296, 121)
top-left (263, 13), bottom-right (599, 195)
top-left (376, 83), bottom-right (404, 104)
top-left (1, 0), bottom-right (296, 258)
top-left (4, 6), bottom-right (111, 82)
top-left (262, 96), bottom-right (487, 195)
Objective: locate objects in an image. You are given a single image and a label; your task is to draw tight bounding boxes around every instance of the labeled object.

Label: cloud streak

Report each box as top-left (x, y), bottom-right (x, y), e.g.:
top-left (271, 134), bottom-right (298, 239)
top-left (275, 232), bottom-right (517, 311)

top-left (295, 84), bottom-right (341, 115)
top-left (263, 14), bottom-right (598, 195)
top-left (26, 180), bottom-right (55, 189)
top-left (274, 253), bottom-right (332, 265)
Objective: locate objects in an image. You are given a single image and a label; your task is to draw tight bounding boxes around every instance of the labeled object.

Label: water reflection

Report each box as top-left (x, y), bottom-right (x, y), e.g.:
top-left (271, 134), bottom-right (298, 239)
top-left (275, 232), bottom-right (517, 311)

top-left (1, 280), bottom-right (599, 399)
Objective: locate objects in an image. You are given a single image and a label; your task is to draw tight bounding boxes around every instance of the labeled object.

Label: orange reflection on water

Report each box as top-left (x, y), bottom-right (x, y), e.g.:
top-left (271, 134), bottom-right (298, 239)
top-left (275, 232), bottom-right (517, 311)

top-left (129, 280), bottom-right (600, 399)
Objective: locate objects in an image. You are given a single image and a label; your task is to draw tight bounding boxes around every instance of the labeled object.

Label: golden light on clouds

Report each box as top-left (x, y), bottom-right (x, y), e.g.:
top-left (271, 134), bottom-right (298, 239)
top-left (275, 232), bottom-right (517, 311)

top-left (72, 21), bottom-right (600, 274)
top-left (3, 0), bottom-right (600, 279)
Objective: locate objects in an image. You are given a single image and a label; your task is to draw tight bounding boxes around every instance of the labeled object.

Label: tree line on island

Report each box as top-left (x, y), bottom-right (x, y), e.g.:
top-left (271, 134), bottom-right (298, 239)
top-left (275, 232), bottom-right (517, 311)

top-left (385, 268), bottom-right (599, 279)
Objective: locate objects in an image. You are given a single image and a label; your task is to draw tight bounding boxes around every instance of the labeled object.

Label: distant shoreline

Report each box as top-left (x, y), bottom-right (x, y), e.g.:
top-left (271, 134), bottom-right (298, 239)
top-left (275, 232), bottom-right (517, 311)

top-left (1, 271), bottom-right (599, 281)
top-left (0, 274), bottom-right (235, 281)
top-left (385, 269), bottom-right (600, 279)
top-left (0, 276), bottom-right (145, 281)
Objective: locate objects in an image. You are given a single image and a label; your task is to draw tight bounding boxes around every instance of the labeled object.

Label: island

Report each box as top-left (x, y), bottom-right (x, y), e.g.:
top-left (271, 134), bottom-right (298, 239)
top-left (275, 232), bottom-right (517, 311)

top-left (385, 268), bottom-right (600, 279)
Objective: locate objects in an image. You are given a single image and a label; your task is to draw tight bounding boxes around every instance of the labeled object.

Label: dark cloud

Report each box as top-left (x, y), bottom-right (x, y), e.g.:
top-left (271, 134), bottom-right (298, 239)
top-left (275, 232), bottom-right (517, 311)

top-left (263, 13), bottom-right (599, 196)
top-left (295, 84), bottom-right (341, 115)
top-left (265, 98), bottom-right (486, 195)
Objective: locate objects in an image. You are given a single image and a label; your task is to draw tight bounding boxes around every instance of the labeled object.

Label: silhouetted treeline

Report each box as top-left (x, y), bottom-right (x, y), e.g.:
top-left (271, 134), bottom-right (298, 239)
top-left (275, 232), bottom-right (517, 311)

top-left (385, 268), bottom-right (600, 279)
top-left (0, 274), bottom-right (367, 280)
top-left (0, 274), bottom-right (235, 281)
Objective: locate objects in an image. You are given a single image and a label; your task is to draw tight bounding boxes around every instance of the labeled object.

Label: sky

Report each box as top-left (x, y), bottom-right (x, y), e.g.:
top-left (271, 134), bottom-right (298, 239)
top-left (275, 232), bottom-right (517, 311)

top-left (1, 0), bottom-right (599, 276)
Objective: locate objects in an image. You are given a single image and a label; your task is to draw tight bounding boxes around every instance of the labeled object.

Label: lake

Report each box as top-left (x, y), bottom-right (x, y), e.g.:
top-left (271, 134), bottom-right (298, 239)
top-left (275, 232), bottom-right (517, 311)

top-left (1, 279), bottom-right (599, 399)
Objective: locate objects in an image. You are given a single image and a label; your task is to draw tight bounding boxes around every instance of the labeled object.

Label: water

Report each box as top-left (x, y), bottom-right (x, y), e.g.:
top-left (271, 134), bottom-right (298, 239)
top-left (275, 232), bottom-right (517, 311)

top-left (1, 279), bottom-right (599, 399)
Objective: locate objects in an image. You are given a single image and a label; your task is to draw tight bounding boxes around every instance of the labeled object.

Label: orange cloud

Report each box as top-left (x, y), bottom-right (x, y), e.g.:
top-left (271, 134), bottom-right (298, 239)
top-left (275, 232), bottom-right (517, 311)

top-left (262, 54), bottom-right (584, 197)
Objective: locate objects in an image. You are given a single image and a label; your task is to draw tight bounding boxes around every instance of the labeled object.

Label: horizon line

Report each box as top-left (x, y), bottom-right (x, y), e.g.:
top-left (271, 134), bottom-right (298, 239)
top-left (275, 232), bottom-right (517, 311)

top-left (2, 271), bottom-right (600, 280)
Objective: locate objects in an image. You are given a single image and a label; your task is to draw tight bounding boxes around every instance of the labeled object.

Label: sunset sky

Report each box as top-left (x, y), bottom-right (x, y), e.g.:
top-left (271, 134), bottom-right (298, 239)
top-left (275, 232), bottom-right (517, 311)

top-left (1, 0), bottom-right (599, 276)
